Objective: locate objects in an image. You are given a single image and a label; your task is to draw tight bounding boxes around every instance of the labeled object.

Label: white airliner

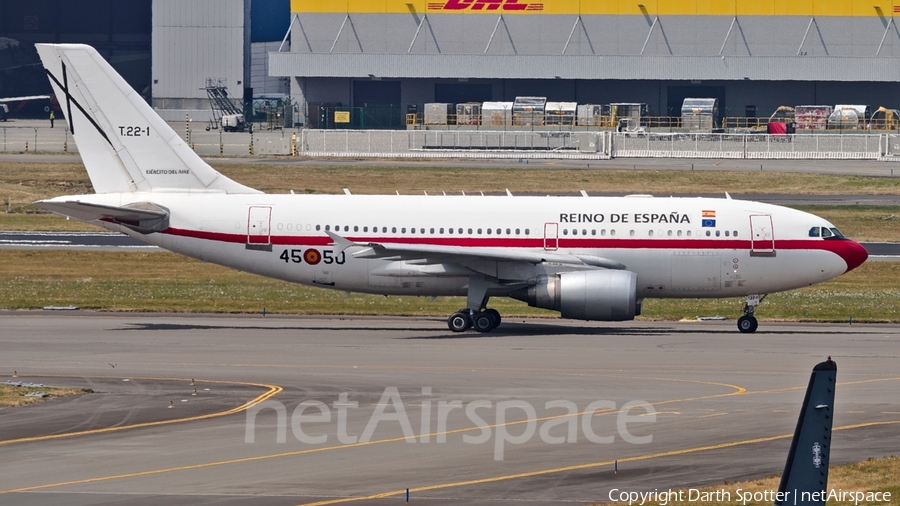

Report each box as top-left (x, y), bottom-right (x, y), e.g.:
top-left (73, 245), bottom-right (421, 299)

top-left (34, 44), bottom-right (868, 333)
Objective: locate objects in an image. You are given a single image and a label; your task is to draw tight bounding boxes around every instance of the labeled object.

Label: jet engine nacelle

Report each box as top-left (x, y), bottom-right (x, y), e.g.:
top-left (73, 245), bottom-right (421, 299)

top-left (514, 270), bottom-right (638, 321)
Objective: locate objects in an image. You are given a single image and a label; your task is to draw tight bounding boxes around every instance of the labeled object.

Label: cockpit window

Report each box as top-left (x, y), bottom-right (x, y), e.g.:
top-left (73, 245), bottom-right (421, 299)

top-left (811, 226), bottom-right (847, 239)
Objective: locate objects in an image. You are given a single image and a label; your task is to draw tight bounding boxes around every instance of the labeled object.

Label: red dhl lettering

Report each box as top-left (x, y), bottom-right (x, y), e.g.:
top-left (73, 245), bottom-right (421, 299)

top-left (428, 0), bottom-right (543, 12)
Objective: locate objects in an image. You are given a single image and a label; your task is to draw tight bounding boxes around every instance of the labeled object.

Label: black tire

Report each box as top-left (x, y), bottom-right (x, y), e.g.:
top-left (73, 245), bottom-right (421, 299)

top-left (448, 312), bottom-right (471, 332)
top-left (737, 315), bottom-right (758, 333)
top-left (473, 312), bottom-right (497, 333)
top-left (484, 309), bottom-right (501, 330)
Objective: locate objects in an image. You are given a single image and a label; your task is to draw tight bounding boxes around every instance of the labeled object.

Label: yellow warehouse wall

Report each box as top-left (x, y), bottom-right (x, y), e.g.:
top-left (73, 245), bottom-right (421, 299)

top-left (291, 0), bottom-right (896, 17)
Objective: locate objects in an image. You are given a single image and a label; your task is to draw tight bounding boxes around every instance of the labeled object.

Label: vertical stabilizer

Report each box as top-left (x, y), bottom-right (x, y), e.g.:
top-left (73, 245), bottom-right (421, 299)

top-left (774, 359), bottom-right (837, 506)
top-left (36, 43), bottom-right (259, 194)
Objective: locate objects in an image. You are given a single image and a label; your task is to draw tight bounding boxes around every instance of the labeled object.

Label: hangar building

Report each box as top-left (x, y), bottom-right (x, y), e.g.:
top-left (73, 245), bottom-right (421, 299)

top-left (270, 0), bottom-right (900, 128)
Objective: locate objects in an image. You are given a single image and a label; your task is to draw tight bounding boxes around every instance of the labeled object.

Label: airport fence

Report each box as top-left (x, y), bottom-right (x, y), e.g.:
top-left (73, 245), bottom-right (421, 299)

top-left (0, 126), bottom-right (77, 153)
top-left (612, 132), bottom-right (882, 160)
top-left (6, 124), bottom-right (900, 161)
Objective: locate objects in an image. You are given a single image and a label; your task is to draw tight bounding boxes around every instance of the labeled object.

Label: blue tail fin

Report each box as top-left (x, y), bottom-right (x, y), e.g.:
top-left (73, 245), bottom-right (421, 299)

top-left (774, 359), bottom-right (836, 506)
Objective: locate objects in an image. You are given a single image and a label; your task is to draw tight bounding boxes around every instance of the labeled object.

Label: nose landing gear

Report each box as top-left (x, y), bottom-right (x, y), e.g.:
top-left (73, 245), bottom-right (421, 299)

top-left (738, 294), bottom-right (766, 333)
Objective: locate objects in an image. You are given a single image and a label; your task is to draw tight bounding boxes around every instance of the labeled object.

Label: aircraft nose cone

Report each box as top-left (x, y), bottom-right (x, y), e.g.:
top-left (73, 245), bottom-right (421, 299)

top-left (839, 240), bottom-right (868, 272)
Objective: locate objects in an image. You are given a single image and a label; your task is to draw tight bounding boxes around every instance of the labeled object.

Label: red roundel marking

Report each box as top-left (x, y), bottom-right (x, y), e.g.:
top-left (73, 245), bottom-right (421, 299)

top-left (304, 249), bottom-right (321, 265)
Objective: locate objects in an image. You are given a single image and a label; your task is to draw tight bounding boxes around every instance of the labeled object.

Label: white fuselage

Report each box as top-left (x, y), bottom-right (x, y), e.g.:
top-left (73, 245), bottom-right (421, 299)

top-left (71, 192), bottom-right (858, 300)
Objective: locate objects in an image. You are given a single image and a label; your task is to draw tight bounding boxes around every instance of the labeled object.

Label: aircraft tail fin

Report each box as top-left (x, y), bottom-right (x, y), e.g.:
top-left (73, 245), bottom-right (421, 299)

top-left (774, 358), bottom-right (836, 506)
top-left (35, 43), bottom-right (259, 195)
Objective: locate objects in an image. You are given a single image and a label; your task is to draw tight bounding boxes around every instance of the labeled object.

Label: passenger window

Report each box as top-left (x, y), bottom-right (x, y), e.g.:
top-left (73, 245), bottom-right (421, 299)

top-left (563, 229), bottom-right (569, 235)
top-left (582, 229), bottom-right (587, 235)
top-left (677, 230), bottom-right (682, 237)
top-left (316, 225), bottom-right (321, 231)
top-left (716, 230), bottom-right (721, 237)
top-left (515, 228), bottom-right (520, 235)
top-left (344, 226), bottom-right (349, 232)
top-left (354, 226), bottom-right (358, 232)
top-left (733, 231), bottom-right (738, 237)
top-left (487, 228), bottom-right (492, 235)
top-left (809, 227), bottom-right (820, 237)
top-left (601, 229), bottom-right (606, 236)
top-left (629, 230), bottom-right (635, 236)
top-left (430, 228), bottom-right (435, 234)
top-left (667, 230), bottom-right (673, 237)
top-left (448, 228), bottom-right (453, 234)
top-left (363, 226), bottom-right (368, 232)
top-left (706, 230), bottom-right (711, 237)
top-left (392, 227), bottom-right (397, 233)
top-left (724, 230), bottom-right (729, 237)
top-left (525, 229), bottom-right (530, 235)
top-left (477, 228), bottom-right (482, 234)
top-left (648, 230), bottom-right (654, 236)
top-left (468, 228), bottom-right (473, 234)
top-left (382, 227), bottom-right (387, 233)
top-left (325, 225), bottom-right (330, 231)
top-left (506, 228), bottom-right (511, 235)
top-left (591, 229), bottom-right (596, 236)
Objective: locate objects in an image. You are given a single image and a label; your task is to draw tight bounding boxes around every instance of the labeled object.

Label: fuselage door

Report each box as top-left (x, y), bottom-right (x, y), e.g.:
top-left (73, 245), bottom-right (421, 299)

top-left (544, 222), bottom-right (559, 251)
top-left (749, 214), bottom-right (775, 256)
top-left (247, 206), bottom-right (272, 251)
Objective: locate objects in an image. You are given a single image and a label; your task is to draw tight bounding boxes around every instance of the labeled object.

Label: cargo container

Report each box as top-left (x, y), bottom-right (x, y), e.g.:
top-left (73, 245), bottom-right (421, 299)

top-left (512, 96), bottom-right (547, 126)
top-left (544, 102), bottom-right (577, 126)
top-left (482, 101), bottom-right (514, 127)
top-left (681, 98), bottom-right (718, 130)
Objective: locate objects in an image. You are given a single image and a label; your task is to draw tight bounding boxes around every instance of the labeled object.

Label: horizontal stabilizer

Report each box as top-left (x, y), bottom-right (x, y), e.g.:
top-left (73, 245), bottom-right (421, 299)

top-left (36, 200), bottom-right (169, 234)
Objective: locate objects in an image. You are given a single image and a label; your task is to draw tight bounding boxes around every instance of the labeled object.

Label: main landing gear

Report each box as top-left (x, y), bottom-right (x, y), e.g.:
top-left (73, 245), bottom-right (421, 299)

top-left (447, 276), bottom-right (502, 333)
top-left (448, 308), bottom-right (502, 333)
top-left (737, 294), bottom-right (767, 333)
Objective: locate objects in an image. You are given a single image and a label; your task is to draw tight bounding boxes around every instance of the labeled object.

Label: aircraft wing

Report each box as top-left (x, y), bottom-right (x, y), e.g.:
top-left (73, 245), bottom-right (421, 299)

top-left (327, 231), bottom-right (626, 269)
top-left (0, 95), bottom-right (51, 103)
top-left (34, 199), bottom-right (169, 234)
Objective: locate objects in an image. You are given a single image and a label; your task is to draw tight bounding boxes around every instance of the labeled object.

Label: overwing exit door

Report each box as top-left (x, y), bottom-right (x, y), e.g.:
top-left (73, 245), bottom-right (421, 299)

top-left (544, 222), bottom-right (559, 251)
top-left (247, 206), bottom-right (272, 251)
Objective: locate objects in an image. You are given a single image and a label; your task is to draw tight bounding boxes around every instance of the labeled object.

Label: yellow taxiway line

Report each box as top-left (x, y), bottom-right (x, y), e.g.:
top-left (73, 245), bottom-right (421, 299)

top-left (0, 374), bottom-right (282, 446)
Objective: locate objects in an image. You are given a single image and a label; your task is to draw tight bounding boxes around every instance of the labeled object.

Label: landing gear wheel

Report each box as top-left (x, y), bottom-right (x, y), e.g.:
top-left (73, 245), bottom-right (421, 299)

top-left (737, 315), bottom-right (758, 334)
top-left (483, 309), bottom-right (501, 330)
top-left (473, 312), bottom-right (498, 333)
top-left (448, 312), bottom-right (471, 332)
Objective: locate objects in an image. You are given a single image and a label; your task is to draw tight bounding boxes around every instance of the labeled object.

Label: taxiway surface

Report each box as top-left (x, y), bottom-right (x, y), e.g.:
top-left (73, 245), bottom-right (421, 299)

top-left (1, 314), bottom-right (898, 505)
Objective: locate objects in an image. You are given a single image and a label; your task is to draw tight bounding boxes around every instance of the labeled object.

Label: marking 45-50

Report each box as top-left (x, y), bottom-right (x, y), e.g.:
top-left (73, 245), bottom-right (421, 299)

top-left (279, 248), bottom-right (345, 266)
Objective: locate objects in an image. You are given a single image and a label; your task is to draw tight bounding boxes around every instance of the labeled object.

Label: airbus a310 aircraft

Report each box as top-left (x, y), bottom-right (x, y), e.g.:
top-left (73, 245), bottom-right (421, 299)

top-left (34, 44), bottom-right (867, 333)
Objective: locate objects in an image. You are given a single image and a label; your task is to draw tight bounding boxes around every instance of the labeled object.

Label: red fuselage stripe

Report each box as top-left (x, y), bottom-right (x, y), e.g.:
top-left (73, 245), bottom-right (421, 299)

top-left (159, 227), bottom-right (850, 254)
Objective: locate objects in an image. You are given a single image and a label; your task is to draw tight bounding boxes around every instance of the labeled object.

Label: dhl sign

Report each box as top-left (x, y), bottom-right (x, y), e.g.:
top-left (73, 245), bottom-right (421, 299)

top-left (426, 0), bottom-right (543, 11)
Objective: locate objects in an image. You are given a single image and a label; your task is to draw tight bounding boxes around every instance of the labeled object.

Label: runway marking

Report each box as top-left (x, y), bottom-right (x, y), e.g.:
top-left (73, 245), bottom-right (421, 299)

top-left (0, 374), bottom-right (282, 446)
top-left (4, 376), bottom-right (895, 496)
top-left (295, 419), bottom-right (900, 506)
top-left (0, 379), bottom-right (746, 495)
top-left (697, 412), bottom-right (727, 419)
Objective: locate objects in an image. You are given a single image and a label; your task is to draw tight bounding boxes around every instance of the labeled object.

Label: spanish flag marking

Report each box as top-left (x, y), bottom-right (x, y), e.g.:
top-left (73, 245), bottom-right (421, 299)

top-left (702, 210), bottom-right (716, 218)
